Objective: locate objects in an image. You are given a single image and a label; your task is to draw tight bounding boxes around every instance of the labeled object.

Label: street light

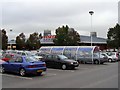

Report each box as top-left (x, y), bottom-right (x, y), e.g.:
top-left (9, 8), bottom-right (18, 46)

top-left (10, 29), bottom-right (12, 50)
top-left (89, 11), bottom-right (94, 46)
top-left (89, 11), bottom-right (94, 64)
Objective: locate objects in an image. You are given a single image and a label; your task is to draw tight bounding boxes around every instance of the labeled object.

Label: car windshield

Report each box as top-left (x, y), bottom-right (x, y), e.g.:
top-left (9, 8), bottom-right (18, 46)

top-left (58, 55), bottom-right (68, 60)
top-left (26, 52), bottom-right (36, 56)
top-left (25, 56), bottom-right (39, 62)
top-left (107, 52), bottom-right (115, 56)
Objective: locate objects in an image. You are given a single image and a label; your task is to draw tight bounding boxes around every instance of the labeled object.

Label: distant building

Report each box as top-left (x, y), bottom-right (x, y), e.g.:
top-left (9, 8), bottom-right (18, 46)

top-left (44, 30), bottom-right (51, 36)
top-left (7, 39), bottom-right (16, 50)
top-left (79, 35), bottom-right (107, 50)
top-left (40, 30), bottom-right (107, 50)
top-left (118, 1), bottom-right (120, 25)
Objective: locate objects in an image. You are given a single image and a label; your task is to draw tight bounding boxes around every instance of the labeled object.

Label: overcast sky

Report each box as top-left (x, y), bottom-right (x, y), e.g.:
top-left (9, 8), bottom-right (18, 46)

top-left (1, 0), bottom-right (119, 40)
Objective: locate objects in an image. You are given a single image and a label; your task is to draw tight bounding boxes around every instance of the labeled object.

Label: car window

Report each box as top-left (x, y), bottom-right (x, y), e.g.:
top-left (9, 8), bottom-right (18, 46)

top-left (15, 57), bottom-right (23, 63)
top-left (101, 54), bottom-right (106, 57)
top-left (46, 55), bottom-right (52, 59)
top-left (58, 55), bottom-right (68, 60)
top-left (22, 53), bottom-right (26, 55)
top-left (9, 58), bottom-right (16, 63)
top-left (5, 54), bottom-right (12, 59)
top-left (52, 55), bottom-right (58, 59)
top-left (25, 56), bottom-right (39, 62)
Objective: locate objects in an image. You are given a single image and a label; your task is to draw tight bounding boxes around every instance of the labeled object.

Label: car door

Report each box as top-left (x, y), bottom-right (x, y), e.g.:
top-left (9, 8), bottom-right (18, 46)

top-left (11, 57), bottom-right (23, 73)
top-left (3, 59), bottom-right (15, 72)
top-left (45, 55), bottom-right (54, 67)
top-left (52, 55), bottom-right (61, 68)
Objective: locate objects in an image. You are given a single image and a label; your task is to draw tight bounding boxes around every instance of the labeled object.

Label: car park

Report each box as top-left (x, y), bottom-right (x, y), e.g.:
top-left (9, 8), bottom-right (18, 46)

top-left (41, 54), bottom-right (79, 70)
top-left (1, 55), bottom-right (47, 76)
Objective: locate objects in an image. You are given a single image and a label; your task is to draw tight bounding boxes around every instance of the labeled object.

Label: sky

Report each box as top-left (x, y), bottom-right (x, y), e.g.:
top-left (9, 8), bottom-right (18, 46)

top-left (1, 0), bottom-right (120, 40)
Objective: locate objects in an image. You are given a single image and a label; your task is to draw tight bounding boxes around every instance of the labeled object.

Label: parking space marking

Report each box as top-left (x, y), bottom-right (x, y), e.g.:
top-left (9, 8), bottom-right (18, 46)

top-left (45, 73), bottom-right (57, 77)
top-left (0, 74), bottom-right (33, 80)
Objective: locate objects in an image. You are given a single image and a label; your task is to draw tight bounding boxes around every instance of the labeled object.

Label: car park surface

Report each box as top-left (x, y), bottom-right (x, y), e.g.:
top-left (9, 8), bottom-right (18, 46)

top-left (1, 50), bottom-right (119, 88)
top-left (1, 62), bottom-right (118, 88)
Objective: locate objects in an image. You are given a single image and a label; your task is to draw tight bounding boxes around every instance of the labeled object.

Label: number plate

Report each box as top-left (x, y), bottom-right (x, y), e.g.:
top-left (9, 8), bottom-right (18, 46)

top-left (37, 70), bottom-right (43, 72)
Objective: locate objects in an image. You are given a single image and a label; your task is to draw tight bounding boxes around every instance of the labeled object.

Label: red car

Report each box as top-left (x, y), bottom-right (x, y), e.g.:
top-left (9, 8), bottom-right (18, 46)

top-left (2, 53), bottom-right (15, 61)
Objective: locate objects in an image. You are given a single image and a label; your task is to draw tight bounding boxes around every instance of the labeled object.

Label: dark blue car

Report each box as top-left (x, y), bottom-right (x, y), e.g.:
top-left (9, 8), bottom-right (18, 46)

top-left (1, 55), bottom-right (47, 76)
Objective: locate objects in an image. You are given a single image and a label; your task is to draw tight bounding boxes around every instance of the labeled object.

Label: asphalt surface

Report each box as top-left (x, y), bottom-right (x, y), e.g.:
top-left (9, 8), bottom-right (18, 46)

top-left (1, 62), bottom-right (118, 88)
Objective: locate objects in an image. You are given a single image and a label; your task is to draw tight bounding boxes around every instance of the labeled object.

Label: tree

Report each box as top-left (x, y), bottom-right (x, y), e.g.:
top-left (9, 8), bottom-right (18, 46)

top-left (26, 32), bottom-right (41, 50)
top-left (16, 33), bottom-right (26, 50)
top-left (107, 24), bottom-right (120, 49)
top-left (53, 25), bottom-right (80, 46)
top-left (39, 33), bottom-right (43, 39)
top-left (1, 29), bottom-right (8, 50)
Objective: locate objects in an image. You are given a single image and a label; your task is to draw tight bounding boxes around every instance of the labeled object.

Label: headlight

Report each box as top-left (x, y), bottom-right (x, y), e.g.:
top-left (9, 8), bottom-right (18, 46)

top-left (71, 62), bottom-right (73, 64)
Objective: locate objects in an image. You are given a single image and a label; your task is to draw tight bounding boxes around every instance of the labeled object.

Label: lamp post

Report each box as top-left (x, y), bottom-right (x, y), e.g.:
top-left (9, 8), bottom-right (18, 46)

top-left (89, 11), bottom-right (94, 64)
top-left (89, 11), bottom-right (94, 46)
top-left (10, 29), bottom-right (12, 50)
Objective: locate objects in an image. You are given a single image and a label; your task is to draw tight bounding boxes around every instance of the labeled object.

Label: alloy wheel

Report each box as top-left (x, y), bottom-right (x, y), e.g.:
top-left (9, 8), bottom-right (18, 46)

top-left (20, 68), bottom-right (26, 76)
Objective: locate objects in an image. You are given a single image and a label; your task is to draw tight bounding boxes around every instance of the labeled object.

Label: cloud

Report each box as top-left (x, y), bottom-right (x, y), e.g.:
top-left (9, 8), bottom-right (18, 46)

top-left (1, 0), bottom-right (119, 39)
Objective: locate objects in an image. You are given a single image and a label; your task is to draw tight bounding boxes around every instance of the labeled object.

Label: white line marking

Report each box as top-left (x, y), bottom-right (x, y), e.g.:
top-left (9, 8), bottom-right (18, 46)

top-left (0, 74), bottom-right (33, 80)
top-left (45, 73), bottom-right (56, 77)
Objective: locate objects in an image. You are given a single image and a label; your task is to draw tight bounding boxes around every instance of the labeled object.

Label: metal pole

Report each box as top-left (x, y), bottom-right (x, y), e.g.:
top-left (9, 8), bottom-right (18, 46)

top-left (10, 29), bottom-right (12, 50)
top-left (89, 11), bottom-right (94, 64)
top-left (91, 13), bottom-right (93, 46)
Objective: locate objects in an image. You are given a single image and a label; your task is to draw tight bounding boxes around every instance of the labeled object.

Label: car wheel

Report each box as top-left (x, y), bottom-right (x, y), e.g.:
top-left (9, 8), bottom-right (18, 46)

top-left (108, 59), bottom-right (112, 62)
top-left (19, 68), bottom-right (26, 76)
top-left (0, 66), bottom-right (5, 73)
top-left (94, 60), bottom-right (99, 64)
top-left (62, 64), bottom-right (67, 70)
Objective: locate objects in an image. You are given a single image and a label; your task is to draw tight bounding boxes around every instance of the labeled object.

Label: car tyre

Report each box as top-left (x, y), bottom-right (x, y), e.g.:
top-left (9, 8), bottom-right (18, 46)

top-left (19, 68), bottom-right (26, 76)
top-left (62, 64), bottom-right (67, 70)
top-left (0, 66), bottom-right (5, 73)
top-left (94, 60), bottom-right (99, 64)
top-left (108, 59), bottom-right (112, 62)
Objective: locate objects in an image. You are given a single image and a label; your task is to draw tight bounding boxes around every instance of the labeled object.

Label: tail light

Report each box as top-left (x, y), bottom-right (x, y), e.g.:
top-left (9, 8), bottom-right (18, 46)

top-left (27, 65), bottom-right (37, 68)
top-left (42, 64), bottom-right (46, 67)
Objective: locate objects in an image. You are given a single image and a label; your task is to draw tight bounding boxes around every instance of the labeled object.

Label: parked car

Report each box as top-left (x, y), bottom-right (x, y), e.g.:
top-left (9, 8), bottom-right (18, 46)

top-left (1, 55), bottom-right (47, 76)
top-left (101, 53), bottom-right (114, 62)
top-left (0, 59), bottom-right (5, 73)
top-left (106, 52), bottom-right (119, 62)
top-left (41, 54), bottom-right (79, 70)
top-left (2, 53), bottom-right (15, 61)
top-left (77, 53), bottom-right (108, 64)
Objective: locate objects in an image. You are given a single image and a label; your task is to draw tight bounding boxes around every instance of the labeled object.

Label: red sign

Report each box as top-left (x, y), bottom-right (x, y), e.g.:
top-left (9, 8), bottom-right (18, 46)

top-left (43, 35), bottom-right (56, 39)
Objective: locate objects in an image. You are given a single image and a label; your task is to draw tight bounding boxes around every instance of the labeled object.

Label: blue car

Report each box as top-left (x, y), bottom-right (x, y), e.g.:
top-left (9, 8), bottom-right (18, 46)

top-left (1, 55), bottom-right (47, 76)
